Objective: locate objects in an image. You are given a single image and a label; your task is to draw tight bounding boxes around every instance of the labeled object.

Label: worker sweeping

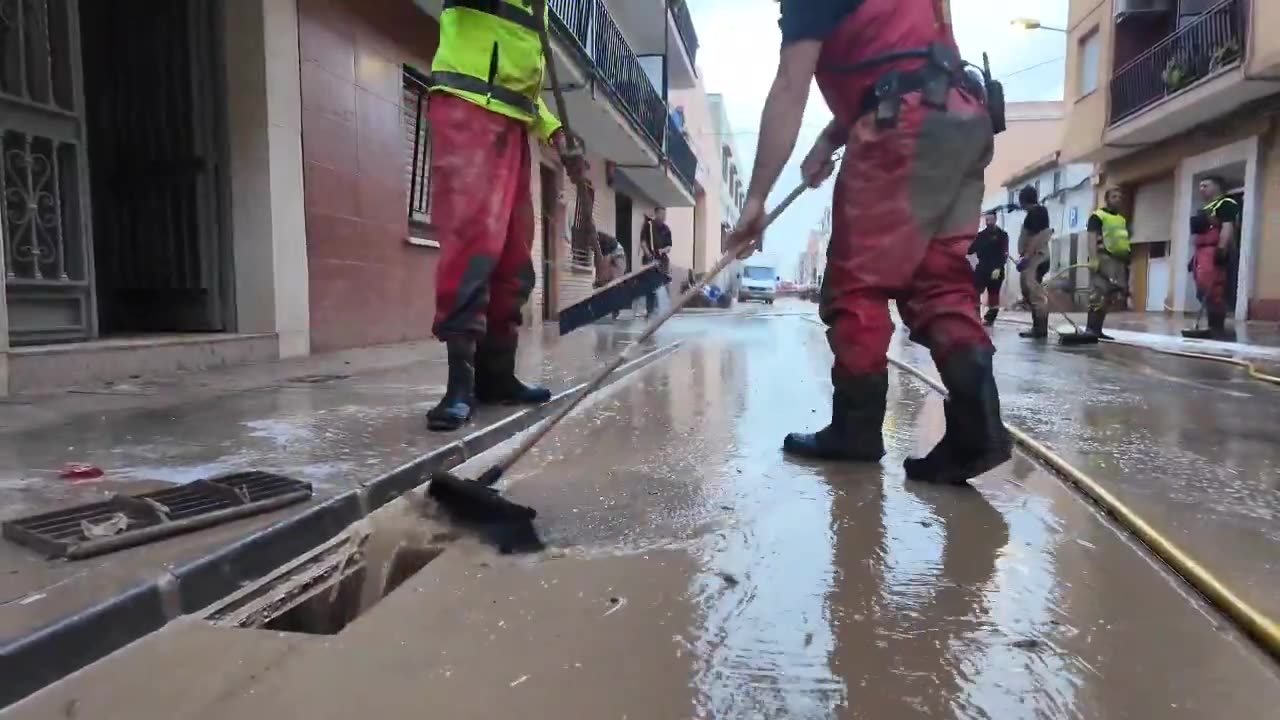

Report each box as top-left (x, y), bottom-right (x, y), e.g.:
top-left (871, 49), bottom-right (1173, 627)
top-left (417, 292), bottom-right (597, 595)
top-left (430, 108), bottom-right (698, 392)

top-left (730, 0), bottom-right (1011, 485)
top-left (1085, 187), bottom-right (1131, 340)
top-left (1015, 186), bottom-right (1052, 340)
top-left (1185, 177), bottom-right (1239, 340)
top-left (425, 0), bottom-right (588, 432)
top-left (969, 211), bottom-right (1009, 327)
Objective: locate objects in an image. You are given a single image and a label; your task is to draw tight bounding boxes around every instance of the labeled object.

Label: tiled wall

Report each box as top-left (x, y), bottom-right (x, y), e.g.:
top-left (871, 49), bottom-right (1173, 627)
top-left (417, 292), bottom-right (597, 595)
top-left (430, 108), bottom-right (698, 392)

top-left (297, 0), bottom-right (441, 351)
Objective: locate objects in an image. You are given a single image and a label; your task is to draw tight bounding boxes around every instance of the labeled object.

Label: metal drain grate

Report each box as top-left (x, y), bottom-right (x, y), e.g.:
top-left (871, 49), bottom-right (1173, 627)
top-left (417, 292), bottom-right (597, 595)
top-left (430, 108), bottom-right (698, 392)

top-left (2, 471), bottom-right (313, 560)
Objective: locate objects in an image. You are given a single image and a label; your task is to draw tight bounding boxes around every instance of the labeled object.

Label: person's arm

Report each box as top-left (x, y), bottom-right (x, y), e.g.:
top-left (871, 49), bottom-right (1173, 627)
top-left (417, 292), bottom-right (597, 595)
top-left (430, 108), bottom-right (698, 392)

top-left (1086, 213), bottom-right (1104, 260)
top-left (1216, 200), bottom-right (1239, 252)
top-left (744, 40), bottom-right (824, 205)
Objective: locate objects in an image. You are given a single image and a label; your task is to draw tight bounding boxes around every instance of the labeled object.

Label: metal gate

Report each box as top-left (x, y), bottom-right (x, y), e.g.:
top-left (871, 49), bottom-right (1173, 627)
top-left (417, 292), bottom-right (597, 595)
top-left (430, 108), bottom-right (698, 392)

top-left (1, 0), bottom-right (94, 345)
top-left (79, 0), bottom-right (227, 335)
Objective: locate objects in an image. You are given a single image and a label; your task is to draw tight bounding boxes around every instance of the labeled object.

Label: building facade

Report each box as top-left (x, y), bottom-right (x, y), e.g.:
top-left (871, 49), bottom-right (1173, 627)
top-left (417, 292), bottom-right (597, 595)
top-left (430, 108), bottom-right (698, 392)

top-left (1060, 0), bottom-right (1280, 320)
top-left (0, 0), bottom-right (711, 395)
top-left (981, 102), bottom-right (1067, 215)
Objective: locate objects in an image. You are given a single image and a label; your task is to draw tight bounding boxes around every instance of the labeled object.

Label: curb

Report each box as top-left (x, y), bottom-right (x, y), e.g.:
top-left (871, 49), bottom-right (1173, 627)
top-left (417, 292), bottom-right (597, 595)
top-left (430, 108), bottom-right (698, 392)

top-left (0, 341), bottom-right (682, 709)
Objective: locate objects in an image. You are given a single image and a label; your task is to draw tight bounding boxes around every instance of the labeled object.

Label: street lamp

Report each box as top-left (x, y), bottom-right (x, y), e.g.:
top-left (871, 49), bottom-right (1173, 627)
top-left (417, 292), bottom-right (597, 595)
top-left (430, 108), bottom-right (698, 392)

top-left (1011, 17), bottom-right (1067, 33)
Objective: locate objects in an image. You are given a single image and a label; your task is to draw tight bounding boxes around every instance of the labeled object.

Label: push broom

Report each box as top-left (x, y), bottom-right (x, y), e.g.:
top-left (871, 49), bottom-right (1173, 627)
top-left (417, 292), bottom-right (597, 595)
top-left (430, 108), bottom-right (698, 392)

top-left (427, 180), bottom-right (814, 552)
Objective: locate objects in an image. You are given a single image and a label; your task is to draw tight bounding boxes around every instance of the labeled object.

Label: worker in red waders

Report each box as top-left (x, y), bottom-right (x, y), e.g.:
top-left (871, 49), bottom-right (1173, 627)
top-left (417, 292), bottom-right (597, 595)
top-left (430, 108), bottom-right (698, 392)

top-left (425, 0), bottom-right (587, 432)
top-left (1187, 176), bottom-right (1239, 340)
top-left (730, 0), bottom-right (1011, 485)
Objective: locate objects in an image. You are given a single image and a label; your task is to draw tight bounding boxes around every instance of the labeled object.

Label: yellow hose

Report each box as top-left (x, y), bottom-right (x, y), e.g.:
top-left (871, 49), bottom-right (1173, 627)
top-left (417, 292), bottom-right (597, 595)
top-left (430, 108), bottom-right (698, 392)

top-left (887, 355), bottom-right (1280, 663)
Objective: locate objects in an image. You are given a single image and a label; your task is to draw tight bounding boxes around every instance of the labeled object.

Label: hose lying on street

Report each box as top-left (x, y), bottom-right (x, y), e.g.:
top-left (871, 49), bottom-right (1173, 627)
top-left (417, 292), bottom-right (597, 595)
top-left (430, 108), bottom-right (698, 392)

top-left (886, 354), bottom-right (1280, 664)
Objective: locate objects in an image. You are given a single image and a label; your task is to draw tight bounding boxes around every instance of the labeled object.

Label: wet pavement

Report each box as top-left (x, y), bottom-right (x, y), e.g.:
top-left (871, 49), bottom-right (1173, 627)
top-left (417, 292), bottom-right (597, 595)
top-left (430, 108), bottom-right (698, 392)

top-left (10, 304), bottom-right (1278, 719)
top-left (0, 323), bottom-right (670, 641)
top-left (893, 321), bottom-right (1280, 621)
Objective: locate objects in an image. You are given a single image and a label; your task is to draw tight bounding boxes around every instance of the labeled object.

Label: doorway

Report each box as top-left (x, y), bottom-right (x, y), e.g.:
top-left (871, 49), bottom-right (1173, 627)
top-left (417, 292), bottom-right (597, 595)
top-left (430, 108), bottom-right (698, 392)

top-left (540, 164), bottom-right (560, 321)
top-left (79, 0), bottom-right (229, 335)
top-left (615, 193), bottom-right (634, 272)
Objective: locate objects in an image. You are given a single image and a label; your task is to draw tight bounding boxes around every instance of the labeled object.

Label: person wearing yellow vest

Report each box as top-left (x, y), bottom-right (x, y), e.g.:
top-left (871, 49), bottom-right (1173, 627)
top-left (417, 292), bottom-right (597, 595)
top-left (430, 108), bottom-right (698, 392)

top-left (1084, 187), bottom-right (1131, 340)
top-left (1186, 176), bottom-right (1239, 340)
top-left (426, 0), bottom-right (588, 433)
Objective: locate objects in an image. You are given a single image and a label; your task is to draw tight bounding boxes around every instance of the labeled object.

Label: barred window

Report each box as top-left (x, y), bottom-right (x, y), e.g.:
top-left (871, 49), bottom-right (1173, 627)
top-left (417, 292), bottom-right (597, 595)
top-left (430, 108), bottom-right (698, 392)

top-left (568, 182), bottom-right (596, 269)
top-left (403, 66), bottom-right (432, 226)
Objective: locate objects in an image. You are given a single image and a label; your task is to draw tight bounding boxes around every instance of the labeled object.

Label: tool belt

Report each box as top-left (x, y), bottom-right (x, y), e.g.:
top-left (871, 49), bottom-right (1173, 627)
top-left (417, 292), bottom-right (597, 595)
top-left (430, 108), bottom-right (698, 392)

top-left (823, 42), bottom-right (1006, 133)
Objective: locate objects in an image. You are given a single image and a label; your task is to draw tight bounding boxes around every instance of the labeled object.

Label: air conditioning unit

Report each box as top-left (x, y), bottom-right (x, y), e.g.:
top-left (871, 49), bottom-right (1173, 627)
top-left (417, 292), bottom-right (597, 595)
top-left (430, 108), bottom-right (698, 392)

top-left (1115, 0), bottom-right (1173, 20)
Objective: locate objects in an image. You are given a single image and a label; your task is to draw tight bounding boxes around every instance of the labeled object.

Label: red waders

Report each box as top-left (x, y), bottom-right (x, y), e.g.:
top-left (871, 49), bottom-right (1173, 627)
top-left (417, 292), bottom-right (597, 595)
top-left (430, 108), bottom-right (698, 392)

top-left (782, 0), bottom-right (1011, 484)
top-left (426, 94), bottom-right (550, 431)
top-left (1192, 224), bottom-right (1230, 334)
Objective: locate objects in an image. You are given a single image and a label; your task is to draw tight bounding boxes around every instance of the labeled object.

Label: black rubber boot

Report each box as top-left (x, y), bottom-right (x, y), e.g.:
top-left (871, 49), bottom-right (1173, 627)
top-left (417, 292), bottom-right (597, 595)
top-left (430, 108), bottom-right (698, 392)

top-left (783, 370), bottom-right (887, 461)
top-left (1019, 311), bottom-right (1048, 339)
top-left (1086, 309), bottom-right (1113, 340)
top-left (983, 308), bottom-right (999, 327)
top-left (475, 335), bottom-right (552, 405)
top-left (427, 339), bottom-right (476, 432)
top-left (904, 348), bottom-right (1012, 485)
top-left (1208, 312), bottom-right (1236, 341)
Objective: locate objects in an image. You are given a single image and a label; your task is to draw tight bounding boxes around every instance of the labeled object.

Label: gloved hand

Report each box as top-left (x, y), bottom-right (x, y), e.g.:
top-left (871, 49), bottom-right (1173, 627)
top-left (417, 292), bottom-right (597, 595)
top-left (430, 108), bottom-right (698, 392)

top-left (1015, 258), bottom-right (1029, 273)
top-left (1187, 257), bottom-right (1195, 273)
top-left (990, 268), bottom-right (1002, 281)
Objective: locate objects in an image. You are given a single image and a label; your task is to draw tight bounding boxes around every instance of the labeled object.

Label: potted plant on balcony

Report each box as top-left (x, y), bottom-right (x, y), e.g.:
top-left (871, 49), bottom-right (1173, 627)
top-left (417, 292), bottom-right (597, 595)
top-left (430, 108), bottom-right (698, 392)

top-left (1210, 39), bottom-right (1241, 72)
top-left (1162, 53), bottom-right (1193, 93)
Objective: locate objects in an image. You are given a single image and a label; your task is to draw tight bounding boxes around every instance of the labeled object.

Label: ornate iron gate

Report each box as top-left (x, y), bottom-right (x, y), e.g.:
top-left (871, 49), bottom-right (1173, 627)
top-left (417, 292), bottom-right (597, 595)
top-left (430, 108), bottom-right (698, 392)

top-left (0, 0), bottom-right (94, 345)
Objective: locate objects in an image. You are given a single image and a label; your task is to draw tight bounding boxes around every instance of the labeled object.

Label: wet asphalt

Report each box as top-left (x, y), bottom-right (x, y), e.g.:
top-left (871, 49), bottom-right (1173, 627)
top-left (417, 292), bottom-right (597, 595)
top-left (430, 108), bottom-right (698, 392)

top-left (476, 304), bottom-right (1280, 718)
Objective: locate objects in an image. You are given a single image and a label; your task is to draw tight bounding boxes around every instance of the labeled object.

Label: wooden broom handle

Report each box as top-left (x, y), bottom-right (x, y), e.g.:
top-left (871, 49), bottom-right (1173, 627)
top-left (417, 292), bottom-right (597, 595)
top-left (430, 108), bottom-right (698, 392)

top-left (493, 180), bottom-right (811, 475)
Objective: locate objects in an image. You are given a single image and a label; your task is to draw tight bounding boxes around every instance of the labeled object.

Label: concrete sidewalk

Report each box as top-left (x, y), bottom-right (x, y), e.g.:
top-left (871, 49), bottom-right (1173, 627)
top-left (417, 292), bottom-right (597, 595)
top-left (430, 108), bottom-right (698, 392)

top-left (998, 310), bottom-right (1280, 370)
top-left (0, 321), bottom-right (678, 704)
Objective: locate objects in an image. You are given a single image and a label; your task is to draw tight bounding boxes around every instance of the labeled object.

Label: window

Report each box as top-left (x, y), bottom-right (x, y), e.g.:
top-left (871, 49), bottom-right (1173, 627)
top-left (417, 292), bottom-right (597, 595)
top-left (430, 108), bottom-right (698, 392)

top-left (1053, 170), bottom-right (1063, 194)
top-left (1008, 188), bottom-right (1017, 206)
top-left (403, 66), bottom-right (432, 227)
top-left (568, 183), bottom-right (597, 270)
top-left (1078, 30), bottom-right (1101, 97)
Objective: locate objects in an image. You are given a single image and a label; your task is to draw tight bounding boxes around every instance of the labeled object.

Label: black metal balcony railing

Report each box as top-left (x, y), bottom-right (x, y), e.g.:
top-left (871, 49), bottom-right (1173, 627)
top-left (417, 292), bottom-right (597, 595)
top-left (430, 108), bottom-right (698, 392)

top-left (548, 0), bottom-right (692, 192)
top-left (669, 0), bottom-right (700, 67)
top-left (1109, 0), bottom-right (1246, 124)
top-left (666, 117), bottom-right (697, 188)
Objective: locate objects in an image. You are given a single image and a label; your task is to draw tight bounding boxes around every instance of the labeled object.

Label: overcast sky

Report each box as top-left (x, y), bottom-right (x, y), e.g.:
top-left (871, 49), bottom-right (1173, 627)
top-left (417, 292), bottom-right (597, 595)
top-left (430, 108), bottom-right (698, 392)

top-left (689, 0), bottom-right (1069, 279)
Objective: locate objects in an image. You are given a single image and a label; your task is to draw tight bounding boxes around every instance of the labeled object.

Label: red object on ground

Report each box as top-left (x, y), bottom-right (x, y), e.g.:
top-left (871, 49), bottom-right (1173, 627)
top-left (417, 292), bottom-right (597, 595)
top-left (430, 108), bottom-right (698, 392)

top-left (60, 464), bottom-right (105, 481)
top-left (429, 93), bottom-right (537, 342)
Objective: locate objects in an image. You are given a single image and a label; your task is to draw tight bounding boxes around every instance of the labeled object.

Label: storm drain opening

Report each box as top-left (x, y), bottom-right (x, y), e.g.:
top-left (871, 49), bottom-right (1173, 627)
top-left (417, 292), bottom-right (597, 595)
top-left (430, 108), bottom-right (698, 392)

top-left (208, 535), bottom-right (445, 636)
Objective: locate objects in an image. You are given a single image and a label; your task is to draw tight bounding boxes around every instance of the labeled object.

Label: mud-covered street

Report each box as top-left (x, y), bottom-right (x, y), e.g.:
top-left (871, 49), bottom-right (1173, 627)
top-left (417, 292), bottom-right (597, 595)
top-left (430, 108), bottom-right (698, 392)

top-left (7, 302), bottom-right (1278, 719)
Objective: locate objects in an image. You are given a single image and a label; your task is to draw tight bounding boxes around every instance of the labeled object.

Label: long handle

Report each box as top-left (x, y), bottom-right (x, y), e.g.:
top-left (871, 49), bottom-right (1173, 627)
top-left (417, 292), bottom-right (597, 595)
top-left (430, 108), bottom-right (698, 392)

top-left (490, 181), bottom-right (810, 479)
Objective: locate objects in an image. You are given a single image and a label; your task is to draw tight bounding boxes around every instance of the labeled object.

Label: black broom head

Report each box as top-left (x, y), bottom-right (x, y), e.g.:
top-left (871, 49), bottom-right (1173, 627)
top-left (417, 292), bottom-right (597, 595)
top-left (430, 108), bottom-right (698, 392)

top-left (427, 471), bottom-right (544, 554)
top-left (1057, 332), bottom-right (1099, 346)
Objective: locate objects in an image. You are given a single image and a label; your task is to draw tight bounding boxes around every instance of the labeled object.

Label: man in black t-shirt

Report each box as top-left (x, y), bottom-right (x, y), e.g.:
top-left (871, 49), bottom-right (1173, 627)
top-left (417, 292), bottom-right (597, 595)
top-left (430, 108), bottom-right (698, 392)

top-left (1015, 186), bottom-right (1053, 339)
top-left (640, 208), bottom-right (673, 317)
top-left (969, 212), bottom-right (1008, 326)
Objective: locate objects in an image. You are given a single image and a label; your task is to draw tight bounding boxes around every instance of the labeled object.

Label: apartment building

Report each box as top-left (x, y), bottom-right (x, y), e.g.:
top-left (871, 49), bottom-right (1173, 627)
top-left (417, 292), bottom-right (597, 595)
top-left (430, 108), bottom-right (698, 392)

top-left (1060, 0), bottom-right (1280, 320)
top-left (0, 0), bottom-right (707, 395)
top-left (981, 102), bottom-right (1067, 214)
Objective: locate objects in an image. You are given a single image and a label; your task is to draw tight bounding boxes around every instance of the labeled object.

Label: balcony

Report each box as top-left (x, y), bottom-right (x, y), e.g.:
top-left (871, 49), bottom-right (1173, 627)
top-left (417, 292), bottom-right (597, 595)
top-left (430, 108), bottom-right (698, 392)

top-left (599, 0), bottom-right (699, 90)
top-left (1110, 0), bottom-right (1246, 124)
top-left (1101, 0), bottom-right (1271, 153)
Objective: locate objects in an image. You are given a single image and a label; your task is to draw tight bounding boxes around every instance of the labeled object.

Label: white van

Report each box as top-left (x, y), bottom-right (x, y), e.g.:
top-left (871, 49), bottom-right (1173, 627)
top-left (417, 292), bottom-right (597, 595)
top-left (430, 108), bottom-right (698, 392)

top-left (739, 265), bottom-right (779, 304)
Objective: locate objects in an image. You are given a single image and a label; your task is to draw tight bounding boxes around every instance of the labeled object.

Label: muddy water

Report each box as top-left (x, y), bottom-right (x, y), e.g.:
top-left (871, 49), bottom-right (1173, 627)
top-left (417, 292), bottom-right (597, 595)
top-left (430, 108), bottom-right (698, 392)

top-left (481, 314), bottom-right (1280, 718)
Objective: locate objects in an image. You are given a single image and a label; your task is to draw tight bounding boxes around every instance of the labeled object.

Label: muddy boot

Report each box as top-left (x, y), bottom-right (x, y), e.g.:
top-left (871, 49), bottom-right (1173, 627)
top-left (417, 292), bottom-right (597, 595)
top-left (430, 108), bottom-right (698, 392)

top-left (783, 370), bottom-right (887, 461)
top-left (474, 335), bottom-right (552, 405)
top-left (983, 308), bottom-right (999, 327)
top-left (904, 347), bottom-right (1012, 485)
top-left (1019, 311), bottom-right (1048, 339)
top-left (1086, 309), bottom-right (1113, 340)
top-left (1208, 312), bottom-right (1236, 341)
top-left (426, 339), bottom-right (476, 432)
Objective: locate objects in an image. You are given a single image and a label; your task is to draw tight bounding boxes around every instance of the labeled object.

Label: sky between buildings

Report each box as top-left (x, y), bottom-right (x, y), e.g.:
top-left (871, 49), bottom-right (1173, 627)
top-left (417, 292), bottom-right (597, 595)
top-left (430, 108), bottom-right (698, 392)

top-left (689, 0), bottom-right (1070, 279)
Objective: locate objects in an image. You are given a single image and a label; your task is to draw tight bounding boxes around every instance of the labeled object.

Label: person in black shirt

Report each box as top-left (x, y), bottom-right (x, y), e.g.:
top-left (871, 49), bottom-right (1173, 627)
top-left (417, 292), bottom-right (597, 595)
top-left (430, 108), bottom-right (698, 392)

top-left (1015, 186), bottom-right (1053, 339)
top-left (640, 207), bottom-right (673, 317)
top-left (969, 212), bottom-right (1008, 326)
